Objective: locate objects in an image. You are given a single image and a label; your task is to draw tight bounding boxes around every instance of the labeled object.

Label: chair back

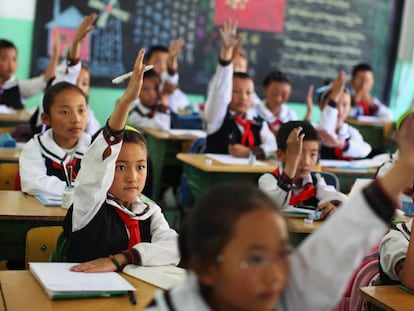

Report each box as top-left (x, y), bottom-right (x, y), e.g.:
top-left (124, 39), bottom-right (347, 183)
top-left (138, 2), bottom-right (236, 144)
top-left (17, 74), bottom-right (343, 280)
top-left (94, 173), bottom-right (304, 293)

top-left (312, 171), bottom-right (340, 190)
top-left (25, 226), bottom-right (63, 269)
top-left (0, 163), bottom-right (20, 190)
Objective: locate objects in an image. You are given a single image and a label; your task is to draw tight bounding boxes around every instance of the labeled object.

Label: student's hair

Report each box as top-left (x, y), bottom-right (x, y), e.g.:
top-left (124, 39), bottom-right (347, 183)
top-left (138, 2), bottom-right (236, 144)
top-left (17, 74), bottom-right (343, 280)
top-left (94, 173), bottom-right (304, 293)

top-left (80, 62), bottom-right (90, 73)
top-left (318, 87), bottom-right (350, 108)
top-left (143, 68), bottom-right (161, 82)
top-left (233, 72), bottom-right (251, 80)
top-left (145, 45), bottom-right (168, 62)
top-left (0, 39), bottom-right (16, 52)
top-left (277, 120), bottom-right (321, 152)
top-left (42, 82), bottom-right (87, 115)
top-left (91, 125), bottom-right (147, 149)
top-left (262, 70), bottom-right (292, 88)
top-left (352, 63), bottom-right (373, 77)
top-left (182, 181), bottom-right (280, 265)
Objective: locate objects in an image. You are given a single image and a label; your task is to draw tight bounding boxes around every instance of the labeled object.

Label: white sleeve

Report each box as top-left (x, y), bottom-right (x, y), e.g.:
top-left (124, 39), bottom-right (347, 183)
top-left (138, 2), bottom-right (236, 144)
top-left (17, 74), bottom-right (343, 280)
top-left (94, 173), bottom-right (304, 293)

top-left (317, 105), bottom-right (338, 135)
top-left (259, 122), bottom-right (277, 159)
top-left (168, 88), bottom-right (190, 113)
top-left (161, 70), bottom-right (179, 85)
top-left (281, 190), bottom-right (388, 311)
top-left (379, 229), bottom-right (409, 281)
top-left (72, 131), bottom-right (122, 231)
top-left (53, 60), bottom-right (81, 85)
top-left (19, 138), bottom-right (66, 197)
top-left (133, 206), bottom-right (180, 266)
top-left (373, 98), bottom-right (393, 121)
top-left (204, 64), bottom-right (233, 135)
top-left (128, 111), bottom-right (171, 131)
top-left (18, 76), bottom-right (46, 99)
top-left (85, 107), bottom-right (101, 136)
top-left (258, 173), bottom-right (291, 208)
top-left (342, 125), bottom-right (372, 158)
top-left (314, 174), bottom-right (347, 204)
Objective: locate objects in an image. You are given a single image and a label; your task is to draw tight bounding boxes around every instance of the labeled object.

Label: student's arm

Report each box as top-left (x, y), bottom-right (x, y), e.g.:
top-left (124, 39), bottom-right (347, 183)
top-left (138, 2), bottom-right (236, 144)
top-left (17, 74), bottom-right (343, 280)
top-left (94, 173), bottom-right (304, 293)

top-left (205, 19), bottom-right (238, 135)
top-left (19, 138), bottom-right (66, 197)
top-left (398, 220), bottom-right (414, 289)
top-left (258, 121), bottom-right (277, 159)
top-left (132, 203), bottom-right (180, 266)
top-left (258, 173), bottom-right (292, 208)
top-left (304, 85), bottom-right (314, 122)
top-left (341, 125), bottom-right (372, 158)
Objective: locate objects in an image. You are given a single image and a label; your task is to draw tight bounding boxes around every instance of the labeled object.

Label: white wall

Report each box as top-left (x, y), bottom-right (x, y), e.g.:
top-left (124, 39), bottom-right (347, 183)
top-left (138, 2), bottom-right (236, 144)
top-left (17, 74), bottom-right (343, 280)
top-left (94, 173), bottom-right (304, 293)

top-left (0, 0), bottom-right (35, 20)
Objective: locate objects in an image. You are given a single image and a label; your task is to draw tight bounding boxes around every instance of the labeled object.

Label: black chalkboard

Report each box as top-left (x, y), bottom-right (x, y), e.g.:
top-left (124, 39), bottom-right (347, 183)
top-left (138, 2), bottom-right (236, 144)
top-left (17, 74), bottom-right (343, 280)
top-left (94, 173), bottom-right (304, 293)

top-left (31, 0), bottom-right (403, 103)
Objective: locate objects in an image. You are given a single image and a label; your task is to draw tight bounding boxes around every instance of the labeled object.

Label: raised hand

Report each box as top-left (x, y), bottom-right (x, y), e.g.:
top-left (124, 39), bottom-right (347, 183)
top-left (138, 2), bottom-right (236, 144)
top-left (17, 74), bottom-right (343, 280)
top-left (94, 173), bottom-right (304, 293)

top-left (167, 39), bottom-right (185, 72)
top-left (43, 28), bottom-right (60, 82)
top-left (70, 13), bottom-right (97, 59)
top-left (329, 70), bottom-right (346, 105)
top-left (304, 84), bottom-right (314, 121)
top-left (283, 127), bottom-right (304, 179)
top-left (219, 19), bottom-right (239, 61)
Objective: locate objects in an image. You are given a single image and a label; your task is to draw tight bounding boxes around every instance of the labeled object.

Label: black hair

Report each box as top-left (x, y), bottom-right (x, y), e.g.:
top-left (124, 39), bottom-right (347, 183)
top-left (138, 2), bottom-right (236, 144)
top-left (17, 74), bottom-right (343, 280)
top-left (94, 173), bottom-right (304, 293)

top-left (181, 181), bottom-right (280, 265)
top-left (42, 82), bottom-right (87, 115)
top-left (233, 71), bottom-right (251, 80)
top-left (262, 70), bottom-right (292, 88)
top-left (276, 120), bottom-right (321, 152)
top-left (318, 86), bottom-right (351, 108)
top-left (143, 68), bottom-right (160, 81)
top-left (0, 39), bottom-right (16, 52)
top-left (145, 45), bottom-right (168, 62)
top-left (352, 63), bottom-right (373, 78)
top-left (91, 125), bottom-right (147, 151)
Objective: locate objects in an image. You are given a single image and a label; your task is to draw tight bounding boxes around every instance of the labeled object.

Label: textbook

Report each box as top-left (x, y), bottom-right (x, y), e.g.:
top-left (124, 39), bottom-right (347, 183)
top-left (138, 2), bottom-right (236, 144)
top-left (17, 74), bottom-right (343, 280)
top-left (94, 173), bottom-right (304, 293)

top-left (282, 206), bottom-right (322, 220)
top-left (123, 265), bottom-right (186, 290)
top-left (30, 262), bottom-right (135, 299)
top-left (35, 194), bottom-right (62, 207)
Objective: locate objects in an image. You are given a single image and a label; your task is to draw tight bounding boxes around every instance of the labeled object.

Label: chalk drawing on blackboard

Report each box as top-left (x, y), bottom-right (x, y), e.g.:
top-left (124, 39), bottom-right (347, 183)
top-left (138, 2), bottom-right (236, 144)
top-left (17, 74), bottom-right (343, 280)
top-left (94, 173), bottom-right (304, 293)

top-left (88, 0), bottom-right (130, 29)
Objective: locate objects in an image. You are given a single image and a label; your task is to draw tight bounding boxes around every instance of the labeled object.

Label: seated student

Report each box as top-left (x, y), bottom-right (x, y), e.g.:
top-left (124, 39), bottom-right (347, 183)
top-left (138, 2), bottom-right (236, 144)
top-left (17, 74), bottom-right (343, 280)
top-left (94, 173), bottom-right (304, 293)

top-left (19, 82), bottom-right (90, 198)
top-left (0, 37), bottom-right (57, 109)
top-left (258, 121), bottom-right (346, 219)
top-left (31, 14), bottom-right (101, 136)
top-left (64, 49), bottom-right (179, 270)
top-left (204, 20), bottom-right (276, 159)
top-left (349, 63), bottom-right (392, 121)
top-left (145, 42), bottom-right (190, 114)
top-left (254, 70), bottom-right (298, 135)
top-left (317, 71), bottom-right (372, 160)
top-left (128, 69), bottom-right (171, 131)
top-left (145, 146), bottom-right (412, 310)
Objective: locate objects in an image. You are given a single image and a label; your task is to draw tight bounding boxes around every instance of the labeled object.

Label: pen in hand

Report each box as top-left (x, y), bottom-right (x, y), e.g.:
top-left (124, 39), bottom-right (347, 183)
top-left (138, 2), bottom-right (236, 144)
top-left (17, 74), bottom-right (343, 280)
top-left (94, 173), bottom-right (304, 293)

top-left (128, 290), bottom-right (137, 305)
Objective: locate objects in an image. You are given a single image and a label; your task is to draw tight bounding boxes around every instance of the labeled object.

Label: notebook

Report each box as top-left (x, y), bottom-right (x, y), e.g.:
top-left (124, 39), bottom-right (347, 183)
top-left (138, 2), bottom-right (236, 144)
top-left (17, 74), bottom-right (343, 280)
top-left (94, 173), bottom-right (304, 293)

top-left (123, 265), bottom-right (186, 290)
top-left (282, 206), bottom-right (322, 220)
top-left (30, 262), bottom-right (135, 299)
top-left (35, 195), bottom-right (62, 207)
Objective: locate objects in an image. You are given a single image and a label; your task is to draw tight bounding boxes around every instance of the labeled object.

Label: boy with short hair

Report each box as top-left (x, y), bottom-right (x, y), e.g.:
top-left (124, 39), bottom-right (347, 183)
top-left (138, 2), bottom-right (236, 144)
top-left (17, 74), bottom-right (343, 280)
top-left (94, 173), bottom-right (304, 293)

top-left (19, 82), bottom-right (90, 198)
top-left (350, 63), bottom-right (392, 120)
top-left (258, 120), bottom-right (346, 219)
top-left (0, 38), bottom-right (57, 109)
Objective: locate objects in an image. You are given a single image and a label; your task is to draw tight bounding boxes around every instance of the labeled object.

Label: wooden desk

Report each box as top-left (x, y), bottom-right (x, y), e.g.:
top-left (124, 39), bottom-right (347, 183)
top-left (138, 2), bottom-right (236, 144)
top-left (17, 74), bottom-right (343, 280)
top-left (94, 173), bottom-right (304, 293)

top-left (0, 270), bottom-right (159, 311)
top-left (0, 191), bottom-right (67, 262)
top-left (346, 118), bottom-right (394, 153)
top-left (177, 153), bottom-right (276, 202)
top-left (360, 285), bottom-right (414, 311)
top-left (143, 128), bottom-right (203, 202)
top-left (321, 166), bottom-right (377, 194)
top-left (0, 147), bottom-right (21, 163)
top-left (0, 110), bottom-right (31, 127)
top-left (285, 217), bottom-right (324, 247)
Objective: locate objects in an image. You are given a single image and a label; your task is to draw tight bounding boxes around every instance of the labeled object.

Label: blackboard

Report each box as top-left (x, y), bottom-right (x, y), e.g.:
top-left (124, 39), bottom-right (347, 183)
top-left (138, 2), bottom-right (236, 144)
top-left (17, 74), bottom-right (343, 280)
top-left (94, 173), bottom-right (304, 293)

top-left (31, 0), bottom-right (403, 103)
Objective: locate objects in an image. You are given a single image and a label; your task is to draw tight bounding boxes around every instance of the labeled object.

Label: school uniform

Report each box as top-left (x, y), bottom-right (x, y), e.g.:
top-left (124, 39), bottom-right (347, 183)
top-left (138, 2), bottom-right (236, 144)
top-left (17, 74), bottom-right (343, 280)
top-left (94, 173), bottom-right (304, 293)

top-left (204, 62), bottom-right (276, 159)
top-left (63, 125), bottom-right (179, 265)
top-left (0, 75), bottom-right (46, 109)
top-left (350, 89), bottom-right (393, 121)
top-left (254, 100), bottom-right (298, 134)
top-left (145, 180), bottom-right (397, 311)
top-left (160, 70), bottom-right (190, 114)
top-left (258, 166), bottom-right (346, 208)
top-left (318, 105), bottom-right (371, 159)
top-left (379, 219), bottom-right (412, 284)
top-left (128, 100), bottom-right (171, 131)
top-left (19, 128), bottom-right (91, 198)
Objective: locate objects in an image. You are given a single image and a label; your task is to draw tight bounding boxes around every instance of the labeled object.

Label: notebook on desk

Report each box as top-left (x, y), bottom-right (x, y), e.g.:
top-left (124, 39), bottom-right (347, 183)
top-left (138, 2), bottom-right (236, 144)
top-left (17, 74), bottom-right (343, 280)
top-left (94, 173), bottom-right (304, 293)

top-left (123, 265), bottom-right (186, 290)
top-left (30, 262), bottom-right (135, 300)
top-left (282, 206), bottom-right (322, 220)
top-left (34, 195), bottom-right (62, 207)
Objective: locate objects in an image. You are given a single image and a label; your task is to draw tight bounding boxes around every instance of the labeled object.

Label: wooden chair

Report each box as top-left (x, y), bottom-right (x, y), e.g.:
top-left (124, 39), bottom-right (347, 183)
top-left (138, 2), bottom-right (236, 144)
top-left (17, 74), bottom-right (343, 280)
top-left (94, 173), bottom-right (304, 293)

top-left (25, 226), bottom-right (63, 269)
top-left (0, 163), bottom-right (20, 190)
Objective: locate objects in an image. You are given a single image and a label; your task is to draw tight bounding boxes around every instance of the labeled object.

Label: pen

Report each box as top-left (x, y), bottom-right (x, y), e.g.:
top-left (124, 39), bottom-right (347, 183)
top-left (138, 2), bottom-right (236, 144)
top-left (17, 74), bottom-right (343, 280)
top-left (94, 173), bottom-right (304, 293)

top-left (62, 165), bottom-right (71, 187)
top-left (128, 290), bottom-right (137, 305)
top-left (112, 65), bottom-right (154, 84)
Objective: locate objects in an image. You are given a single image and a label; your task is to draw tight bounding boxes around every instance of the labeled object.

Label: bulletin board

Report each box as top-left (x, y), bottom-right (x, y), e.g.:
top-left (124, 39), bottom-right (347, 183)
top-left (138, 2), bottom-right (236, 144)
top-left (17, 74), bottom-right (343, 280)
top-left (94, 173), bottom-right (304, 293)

top-left (30, 0), bottom-right (403, 103)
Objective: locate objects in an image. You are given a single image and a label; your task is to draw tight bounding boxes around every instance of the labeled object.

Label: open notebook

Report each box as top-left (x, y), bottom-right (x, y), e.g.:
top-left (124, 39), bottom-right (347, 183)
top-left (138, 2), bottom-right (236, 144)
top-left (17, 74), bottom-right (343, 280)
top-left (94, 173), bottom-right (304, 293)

top-left (30, 262), bottom-right (135, 299)
top-left (123, 265), bottom-right (186, 290)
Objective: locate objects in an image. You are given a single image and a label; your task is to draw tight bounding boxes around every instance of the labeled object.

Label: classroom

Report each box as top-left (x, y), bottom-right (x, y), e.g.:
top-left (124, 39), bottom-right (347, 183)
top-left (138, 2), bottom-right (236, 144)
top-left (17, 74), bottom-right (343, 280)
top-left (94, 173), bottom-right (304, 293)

top-left (1, 0), bottom-right (414, 310)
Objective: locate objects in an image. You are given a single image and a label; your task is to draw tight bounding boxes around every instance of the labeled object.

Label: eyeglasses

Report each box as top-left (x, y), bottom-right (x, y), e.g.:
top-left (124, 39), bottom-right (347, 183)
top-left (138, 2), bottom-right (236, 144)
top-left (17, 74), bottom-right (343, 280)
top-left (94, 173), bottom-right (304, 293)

top-left (216, 248), bottom-right (292, 270)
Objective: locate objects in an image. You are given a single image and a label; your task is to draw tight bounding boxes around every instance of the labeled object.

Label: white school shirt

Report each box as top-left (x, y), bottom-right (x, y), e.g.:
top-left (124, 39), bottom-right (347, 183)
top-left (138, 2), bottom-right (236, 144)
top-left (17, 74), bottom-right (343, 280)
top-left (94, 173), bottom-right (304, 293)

top-left (160, 70), bottom-right (190, 114)
top-left (349, 89), bottom-right (393, 121)
top-left (204, 63), bottom-right (276, 159)
top-left (254, 100), bottom-right (298, 127)
top-left (317, 105), bottom-right (372, 158)
top-left (145, 186), bottom-right (390, 311)
top-left (2, 75), bottom-right (46, 103)
top-left (128, 100), bottom-right (171, 131)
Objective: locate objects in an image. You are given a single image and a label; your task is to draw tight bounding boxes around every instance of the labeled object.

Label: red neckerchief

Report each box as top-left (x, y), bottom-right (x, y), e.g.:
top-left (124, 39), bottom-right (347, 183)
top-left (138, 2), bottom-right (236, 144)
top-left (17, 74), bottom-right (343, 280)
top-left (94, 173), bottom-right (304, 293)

top-left (51, 157), bottom-right (80, 180)
top-left (272, 167), bottom-right (316, 205)
top-left (234, 115), bottom-right (255, 147)
top-left (269, 119), bottom-right (282, 133)
top-left (114, 208), bottom-right (141, 248)
top-left (357, 100), bottom-right (372, 116)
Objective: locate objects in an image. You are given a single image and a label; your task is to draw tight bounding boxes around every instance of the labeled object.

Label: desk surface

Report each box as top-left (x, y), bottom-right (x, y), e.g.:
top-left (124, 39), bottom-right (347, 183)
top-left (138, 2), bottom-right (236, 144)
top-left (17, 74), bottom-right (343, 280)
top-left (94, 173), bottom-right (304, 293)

top-left (177, 153), bottom-right (276, 173)
top-left (0, 191), bottom-right (66, 221)
top-left (0, 110), bottom-right (31, 123)
top-left (285, 217), bottom-right (324, 234)
top-left (360, 285), bottom-right (414, 311)
top-left (142, 128), bottom-right (204, 141)
top-left (0, 147), bottom-right (21, 162)
top-left (0, 270), bottom-right (159, 311)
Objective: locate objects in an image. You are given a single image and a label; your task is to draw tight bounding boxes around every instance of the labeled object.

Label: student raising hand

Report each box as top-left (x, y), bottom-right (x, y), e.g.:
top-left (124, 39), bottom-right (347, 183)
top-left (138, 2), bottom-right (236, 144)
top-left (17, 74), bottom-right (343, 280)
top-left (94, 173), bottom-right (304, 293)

top-left (283, 126), bottom-right (304, 179)
top-left (219, 19), bottom-right (239, 61)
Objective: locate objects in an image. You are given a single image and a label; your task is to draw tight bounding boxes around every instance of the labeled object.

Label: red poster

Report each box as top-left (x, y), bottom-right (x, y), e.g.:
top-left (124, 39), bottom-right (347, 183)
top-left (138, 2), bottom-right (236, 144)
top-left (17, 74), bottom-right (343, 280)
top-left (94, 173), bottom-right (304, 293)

top-left (214, 0), bottom-right (286, 33)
